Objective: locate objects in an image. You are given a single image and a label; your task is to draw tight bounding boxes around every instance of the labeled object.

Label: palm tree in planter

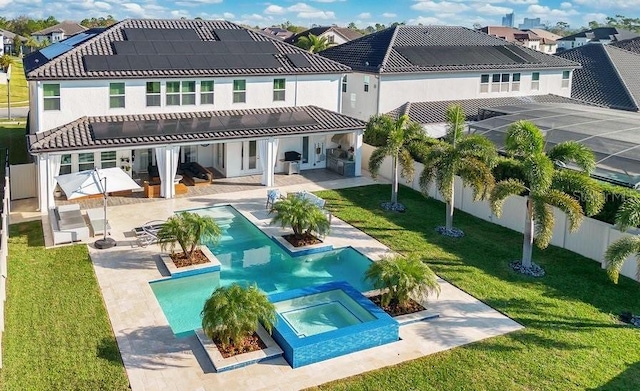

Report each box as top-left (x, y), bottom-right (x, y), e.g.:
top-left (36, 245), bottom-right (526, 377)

top-left (364, 255), bottom-right (440, 316)
top-left (201, 283), bottom-right (276, 355)
top-left (604, 197), bottom-right (640, 283)
top-left (419, 104), bottom-right (497, 237)
top-left (490, 120), bottom-right (604, 276)
top-left (368, 114), bottom-right (431, 211)
top-left (269, 196), bottom-right (330, 247)
top-left (156, 211), bottom-right (221, 267)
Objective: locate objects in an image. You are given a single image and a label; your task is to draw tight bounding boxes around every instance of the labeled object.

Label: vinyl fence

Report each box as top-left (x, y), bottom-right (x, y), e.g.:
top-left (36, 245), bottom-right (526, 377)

top-left (362, 143), bottom-right (640, 281)
top-left (0, 149), bottom-right (10, 367)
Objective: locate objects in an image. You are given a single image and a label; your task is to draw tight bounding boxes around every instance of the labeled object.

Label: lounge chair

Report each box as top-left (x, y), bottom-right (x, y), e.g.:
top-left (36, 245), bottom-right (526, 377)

top-left (134, 220), bottom-right (166, 247)
top-left (266, 189), bottom-right (285, 209)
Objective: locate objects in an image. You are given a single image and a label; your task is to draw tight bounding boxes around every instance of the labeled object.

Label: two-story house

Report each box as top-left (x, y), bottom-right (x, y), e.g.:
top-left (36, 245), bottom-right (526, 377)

top-left (32, 21), bottom-right (88, 44)
top-left (479, 26), bottom-right (558, 54)
top-left (24, 19), bottom-right (364, 213)
top-left (319, 25), bottom-right (580, 122)
top-left (556, 27), bottom-right (640, 52)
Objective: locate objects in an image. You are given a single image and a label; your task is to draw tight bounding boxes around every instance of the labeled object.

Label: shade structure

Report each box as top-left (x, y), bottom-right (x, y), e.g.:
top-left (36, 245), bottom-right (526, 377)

top-left (55, 167), bottom-right (141, 249)
top-left (56, 167), bottom-right (141, 200)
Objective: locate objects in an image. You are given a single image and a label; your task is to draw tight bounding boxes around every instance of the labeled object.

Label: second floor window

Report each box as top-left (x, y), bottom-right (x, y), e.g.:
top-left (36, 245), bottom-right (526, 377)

top-left (273, 78), bottom-right (285, 101)
top-left (531, 72), bottom-right (540, 90)
top-left (201, 81), bottom-right (214, 104)
top-left (109, 83), bottom-right (125, 108)
top-left (342, 75), bottom-right (347, 93)
top-left (562, 70), bottom-right (570, 88)
top-left (501, 73), bottom-right (510, 92)
top-left (166, 81), bottom-right (181, 106)
top-left (491, 74), bottom-right (501, 92)
top-left (43, 84), bottom-right (60, 111)
top-left (233, 80), bottom-right (246, 103)
top-left (182, 81), bottom-right (196, 105)
top-left (146, 82), bottom-right (161, 106)
top-left (364, 76), bottom-right (370, 92)
top-left (60, 154), bottom-right (72, 174)
top-left (480, 74), bottom-right (489, 93)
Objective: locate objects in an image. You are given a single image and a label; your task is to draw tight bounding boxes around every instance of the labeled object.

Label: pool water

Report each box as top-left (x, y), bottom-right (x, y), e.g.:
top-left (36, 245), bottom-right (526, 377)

top-left (150, 205), bottom-right (374, 337)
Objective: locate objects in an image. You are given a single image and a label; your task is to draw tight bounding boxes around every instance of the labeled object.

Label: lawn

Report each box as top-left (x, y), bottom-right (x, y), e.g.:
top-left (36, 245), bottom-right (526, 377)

top-left (0, 56), bottom-right (28, 108)
top-left (0, 221), bottom-right (130, 391)
top-left (312, 184), bottom-right (640, 391)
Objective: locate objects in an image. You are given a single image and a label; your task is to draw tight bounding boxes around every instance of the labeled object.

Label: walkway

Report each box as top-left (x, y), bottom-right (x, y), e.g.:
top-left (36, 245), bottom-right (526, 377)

top-left (84, 174), bottom-right (522, 391)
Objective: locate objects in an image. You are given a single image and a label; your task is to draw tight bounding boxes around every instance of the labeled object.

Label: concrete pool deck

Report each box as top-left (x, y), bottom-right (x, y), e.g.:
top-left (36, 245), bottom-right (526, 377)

top-left (85, 175), bottom-right (523, 391)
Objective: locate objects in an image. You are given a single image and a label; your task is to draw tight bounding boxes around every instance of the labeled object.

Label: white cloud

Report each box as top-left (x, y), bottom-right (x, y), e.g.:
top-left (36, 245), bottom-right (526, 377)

top-left (358, 12), bottom-right (371, 19)
top-left (408, 16), bottom-right (445, 25)
top-left (411, 1), bottom-right (469, 14)
top-left (382, 12), bottom-right (397, 18)
top-left (526, 4), bottom-right (578, 18)
top-left (560, 2), bottom-right (573, 9)
top-left (264, 5), bottom-right (286, 15)
top-left (582, 12), bottom-right (607, 24)
top-left (289, 3), bottom-right (317, 12)
top-left (476, 4), bottom-right (512, 15)
top-left (298, 11), bottom-right (336, 20)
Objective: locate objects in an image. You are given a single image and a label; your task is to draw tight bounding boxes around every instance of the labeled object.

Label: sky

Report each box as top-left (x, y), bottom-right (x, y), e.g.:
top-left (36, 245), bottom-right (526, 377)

top-left (2, 0), bottom-right (639, 30)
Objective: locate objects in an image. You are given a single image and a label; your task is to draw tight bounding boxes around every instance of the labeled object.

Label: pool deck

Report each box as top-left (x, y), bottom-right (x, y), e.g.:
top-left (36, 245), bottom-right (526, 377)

top-left (81, 174), bottom-right (523, 391)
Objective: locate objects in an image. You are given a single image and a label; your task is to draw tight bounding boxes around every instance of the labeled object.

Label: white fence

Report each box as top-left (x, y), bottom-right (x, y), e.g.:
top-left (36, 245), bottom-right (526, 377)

top-left (362, 143), bottom-right (640, 282)
top-left (9, 163), bottom-right (37, 200)
top-left (0, 149), bottom-right (10, 367)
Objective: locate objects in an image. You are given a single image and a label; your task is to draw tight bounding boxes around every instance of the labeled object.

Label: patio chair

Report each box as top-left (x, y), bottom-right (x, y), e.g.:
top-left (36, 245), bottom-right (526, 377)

top-left (266, 189), bottom-right (285, 209)
top-left (133, 220), bottom-right (166, 247)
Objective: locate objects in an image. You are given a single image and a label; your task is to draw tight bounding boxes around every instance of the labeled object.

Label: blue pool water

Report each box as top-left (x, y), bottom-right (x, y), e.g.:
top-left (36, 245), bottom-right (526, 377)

top-left (150, 205), bottom-right (374, 336)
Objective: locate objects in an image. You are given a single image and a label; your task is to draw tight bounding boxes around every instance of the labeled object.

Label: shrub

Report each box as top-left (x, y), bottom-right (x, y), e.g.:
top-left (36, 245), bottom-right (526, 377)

top-left (269, 196), bottom-right (330, 238)
top-left (156, 211), bottom-right (221, 261)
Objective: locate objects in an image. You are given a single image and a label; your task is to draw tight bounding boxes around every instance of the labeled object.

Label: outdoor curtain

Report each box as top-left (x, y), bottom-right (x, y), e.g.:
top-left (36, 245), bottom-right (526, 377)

top-left (258, 138), bottom-right (279, 186)
top-left (155, 146), bottom-right (181, 198)
top-left (47, 155), bottom-right (62, 210)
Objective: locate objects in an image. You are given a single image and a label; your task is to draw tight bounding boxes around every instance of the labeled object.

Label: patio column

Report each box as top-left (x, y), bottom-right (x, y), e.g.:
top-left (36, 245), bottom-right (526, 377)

top-left (259, 138), bottom-right (278, 187)
top-left (37, 153), bottom-right (61, 213)
top-left (155, 146), bottom-right (180, 198)
top-left (354, 129), bottom-right (363, 177)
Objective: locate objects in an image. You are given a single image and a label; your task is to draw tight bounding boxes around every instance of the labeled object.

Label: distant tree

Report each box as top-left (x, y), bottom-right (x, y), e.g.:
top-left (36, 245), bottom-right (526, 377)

top-left (25, 36), bottom-right (40, 52)
top-left (587, 20), bottom-right (601, 30)
top-left (547, 21), bottom-right (572, 35)
top-left (374, 23), bottom-right (385, 31)
top-left (473, 22), bottom-right (482, 30)
top-left (605, 14), bottom-right (640, 32)
top-left (81, 15), bottom-right (117, 27)
top-left (295, 33), bottom-right (331, 53)
top-left (364, 25), bottom-right (375, 34)
top-left (280, 20), bottom-right (306, 33)
top-left (12, 35), bottom-right (23, 56)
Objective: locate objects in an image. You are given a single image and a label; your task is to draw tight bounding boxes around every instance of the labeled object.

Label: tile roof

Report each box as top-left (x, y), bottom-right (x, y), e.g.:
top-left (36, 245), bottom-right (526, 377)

top-left (556, 44), bottom-right (640, 111)
top-left (32, 21), bottom-right (88, 36)
top-left (27, 105), bottom-right (365, 154)
top-left (285, 26), bottom-right (363, 44)
top-left (0, 28), bottom-right (26, 42)
top-left (611, 36), bottom-right (640, 53)
top-left (387, 94), bottom-right (593, 124)
top-left (319, 25), bottom-right (578, 73)
top-left (558, 27), bottom-right (640, 42)
top-left (25, 19), bottom-right (350, 81)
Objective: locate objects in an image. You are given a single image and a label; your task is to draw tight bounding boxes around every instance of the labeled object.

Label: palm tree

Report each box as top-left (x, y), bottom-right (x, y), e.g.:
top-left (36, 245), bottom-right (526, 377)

top-left (419, 105), bottom-right (497, 235)
top-left (368, 114), bottom-right (429, 210)
top-left (201, 283), bottom-right (276, 349)
top-left (490, 121), bottom-right (604, 273)
top-left (295, 33), bottom-right (330, 53)
top-left (156, 211), bottom-right (221, 262)
top-left (269, 196), bottom-right (330, 239)
top-left (604, 197), bottom-right (640, 283)
top-left (364, 255), bottom-right (440, 310)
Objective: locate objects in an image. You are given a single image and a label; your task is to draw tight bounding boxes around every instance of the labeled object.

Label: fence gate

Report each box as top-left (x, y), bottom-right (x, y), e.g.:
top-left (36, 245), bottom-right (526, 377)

top-left (9, 163), bottom-right (37, 200)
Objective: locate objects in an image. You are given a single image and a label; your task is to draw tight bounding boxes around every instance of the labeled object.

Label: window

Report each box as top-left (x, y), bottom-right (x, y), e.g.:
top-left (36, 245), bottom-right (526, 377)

top-left (183, 146), bottom-right (198, 163)
top-left (512, 73), bottom-right (521, 92)
top-left (100, 151), bottom-right (117, 168)
top-left (201, 80), bottom-right (214, 104)
top-left (531, 72), bottom-right (540, 90)
top-left (146, 82), bottom-right (161, 106)
top-left (233, 80), bottom-right (246, 103)
top-left (109, 83), bottom-right (125, 108)
top-left (480, 74), bottom-right (489, 93)
top-left (302, 136), bottom-right (309, 164)
top-left (364, 76), bottom-right (370, 92)
top-left (182, 81), bottom-right (196, 105)
top-left (342, 75), bottom-right (347, 93)
top-left (562, 70), bottom-right (570, 88)
top-left (491, 74), bottom-right (501, 92)
top-left (60, 154), bottom-right (72, 175)
top-left (78, 153), bottom-right (95, 171)
top-left (166, 81), bottom-right (181, 106)
top-left (501, 73), bottom-right (510, 92)
top-left (327, 35), bottom-right (335, 44)
top-left (43, 84), bottom-right (60, 110)
top-left (273, 78), bottom-right (286, 101)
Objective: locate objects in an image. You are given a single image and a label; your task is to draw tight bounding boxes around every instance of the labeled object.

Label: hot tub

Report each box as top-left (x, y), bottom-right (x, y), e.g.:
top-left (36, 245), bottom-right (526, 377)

top-left (269, 281), bottom-right (399, 368)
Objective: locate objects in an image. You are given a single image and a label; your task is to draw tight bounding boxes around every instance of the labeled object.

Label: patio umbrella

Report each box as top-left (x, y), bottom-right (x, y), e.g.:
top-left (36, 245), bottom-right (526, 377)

top-left (55, 167), bottom-right (141, 249)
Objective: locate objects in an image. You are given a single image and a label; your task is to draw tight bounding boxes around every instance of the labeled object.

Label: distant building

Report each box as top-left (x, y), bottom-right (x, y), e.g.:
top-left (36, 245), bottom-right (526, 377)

top-left (32, 21), bottom-right (87, 44)
top-left (285, 26), bottom-right (363, 47)
top-left (261, 27), bottom-right (294, 41)
top-left (501, 13), bottom-right (514, 28)
top-left (556, 27), bottom-right (640, 51)
top-left (0, 28), bottom-right (27, 55)
top-left (518, 18), bottom-right (544, 30)
top-left (479, 26), bottom-right (558, 54)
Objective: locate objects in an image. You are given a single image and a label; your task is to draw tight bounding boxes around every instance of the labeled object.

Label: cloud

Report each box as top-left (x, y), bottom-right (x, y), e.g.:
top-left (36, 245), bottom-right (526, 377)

top-left (298, 11), bottom-right (336, 20)
top-left (288, 3), bottom-right (317, 12)
top-left (382, 12), bottom-right (397, 18)
top-left (411, 1), bottom-right (469, 14)
top-left (408, 16), bottom-right (445, 25)
top-left (358, 12), bottom-right (371, 19)
top-left (476, 4), bottom-right (512, 15)
top-left (264, 5), bottom-right (286, 15)
top-left (526, 4), bottom-right (578, 18)
top-left (262, 2), bottom-right (336, 20)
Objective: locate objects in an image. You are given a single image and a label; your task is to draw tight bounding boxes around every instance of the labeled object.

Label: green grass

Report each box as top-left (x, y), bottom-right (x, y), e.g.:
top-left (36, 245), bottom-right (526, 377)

top-left (0, 57), bottom-right (28, 108)
top-left (311, 184), bottom-right (640, 391)
top-left (0, 221), bottom-right (130, 391)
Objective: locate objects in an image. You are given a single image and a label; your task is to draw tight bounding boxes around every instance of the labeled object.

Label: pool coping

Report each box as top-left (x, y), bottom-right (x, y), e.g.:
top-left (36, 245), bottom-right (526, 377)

top-left (271, 234), bottom-right (333, 256)
top-left (195, 324), bottom-right (284, 372)
top-left (159, 245), bottom-right (221, 278)
top-left (395, 309), bottom-right (440, 325)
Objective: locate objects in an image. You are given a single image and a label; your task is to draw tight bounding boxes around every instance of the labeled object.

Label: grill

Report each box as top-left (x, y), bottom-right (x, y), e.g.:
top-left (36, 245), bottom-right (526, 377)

top-left (284, 151), bottom-right (301, 161)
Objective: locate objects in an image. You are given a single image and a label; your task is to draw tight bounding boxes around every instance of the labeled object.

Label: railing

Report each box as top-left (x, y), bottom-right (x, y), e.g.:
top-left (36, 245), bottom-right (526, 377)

top-left (0, 147), bottom-right (10, 367)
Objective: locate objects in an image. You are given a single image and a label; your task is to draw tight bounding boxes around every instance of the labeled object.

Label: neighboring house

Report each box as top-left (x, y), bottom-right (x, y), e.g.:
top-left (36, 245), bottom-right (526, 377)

top-left (478, 26), bottom-right (558, 53)
top-left (556, 27), bottom-right (640, 52)
top-left (24, 19), bottom-right (364, 213)
top-left (611, 36), bottom-right (640, 53)
top-left (319, 25), bottom-right (579, 121)
top-left (261, 27), bottom-right (294, 41)
top-left (286, 26), bottom-right (363, 46)
top-left (32, 21), bottom-right (88, 44)
top-left (0, 29), bottom-right (27, 55)
top-left (387, 94), bottom-right (586, 138)
top-left (556, 44), bottom-right (640, 111)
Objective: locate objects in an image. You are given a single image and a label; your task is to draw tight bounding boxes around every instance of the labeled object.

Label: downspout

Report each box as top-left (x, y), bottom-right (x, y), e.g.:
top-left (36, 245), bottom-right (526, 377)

top-left (294, 75), bottom-right (298, 107)
top-left (338, 74), bottom-right (345, 113)
top-left (375, 74), bottom-right (382, 115)
top-left (45, 153), bottom-right (50, 212)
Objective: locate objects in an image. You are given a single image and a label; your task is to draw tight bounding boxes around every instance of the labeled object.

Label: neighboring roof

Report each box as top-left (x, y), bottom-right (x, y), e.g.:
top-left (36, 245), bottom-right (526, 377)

top-left (558, 27), bottom-right (640, 42)
top-left (387, 95), bottom-right (590, 124)
top-left (261, 27), bottom-right (294, 40)
top-left (319, 25), bottom-right (579, 74)
top-left (27, 105), bottom-right (365, 153)
top-left (611, 36), bottom-right (640, 53)
top-left (24, 19), bottom-right (350, 81)
top-left (556, 44), bottom-right (640, 111)
top-left (526, 29), bottom-right (562, 41)
top-left (0, 28), bottom-right (27, 42)
top-left (32, 21), bottom-right (88, 37)
top-left (479, 26), bottom-right (541, 42)
top-left (285, 26), bottom-right (363, 44)
top-left (469, 103), bottom-right (640, 185)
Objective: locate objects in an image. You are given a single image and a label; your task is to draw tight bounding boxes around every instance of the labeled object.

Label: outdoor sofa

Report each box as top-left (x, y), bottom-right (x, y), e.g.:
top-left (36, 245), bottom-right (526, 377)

top-left (49, 204), bottom-right (90, 245)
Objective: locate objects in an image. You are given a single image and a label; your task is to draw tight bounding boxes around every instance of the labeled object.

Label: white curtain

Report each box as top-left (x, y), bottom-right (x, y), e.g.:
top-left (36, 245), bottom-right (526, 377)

top-left (156, 146), bottom-right (181, 198)
top-left (271, 138), bottom-right (280, 168)
top-left (47, 155), bottom-right (62, 210)
top-left (258, 139), bottom-right (268, 185)
top-left (168, 146), bottom-right (180, 198)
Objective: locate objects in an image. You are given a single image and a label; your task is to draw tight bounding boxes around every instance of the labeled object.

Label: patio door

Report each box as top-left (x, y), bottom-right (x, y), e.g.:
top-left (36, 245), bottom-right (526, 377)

top-left (240, 140), bottom-right (260, 175)
top-left (301, 136), bottom-right (326, 170)
top-left (212, 143), bottom-right (225, 176)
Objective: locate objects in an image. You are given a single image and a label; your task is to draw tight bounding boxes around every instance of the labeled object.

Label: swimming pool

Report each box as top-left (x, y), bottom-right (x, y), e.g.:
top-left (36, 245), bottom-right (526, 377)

top-left (150, 205), bottom-right (374, 337)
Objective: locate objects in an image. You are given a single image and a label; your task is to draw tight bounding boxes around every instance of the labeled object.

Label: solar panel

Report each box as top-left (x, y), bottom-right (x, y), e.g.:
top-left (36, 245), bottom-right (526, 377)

top-left (23, 52), bottom-right (48, 73)
top-left (132, 41), bottom-right (157, 55)
top-left (187, 56), bottom-right (210, 70)
top-left (61, 33), bottom-right (93, 47)
top-left (127, 55), bottom-right (151, 70)
top-left (123, 28), bottom-right (201, 42)
top-left (144, 29), bottom-right (165, 41)
top-left (83, 55), bottom-right (110, 71)
top-left (286, 53), bottom-right (312, 68)
top-left (146, 55), bottom-right (171, 70)
top-left (40, 42), bottom-right (73, 60)
top-left (225, 55), bottom-right (245, 68)
top-left (245, 54), bottom-right (281, 69)
top-left (207, 56), bottom-right (228, 69)
top-left (152, 41), bottom-right (172, 54)
top-left (170, 41), bottom-right (193, 54)
top-left (168, 56), bottom-right (191, 70)
top-left (106, 56), bottom-right (131, 71)
top-left (213, 29), bottom-right (253, 41)
top-left (122, 29), bottom-right (146, 41)
top-left (112, 41), bottom-right (137, 55)
top-left (395, 46), bottom-right (531, 67)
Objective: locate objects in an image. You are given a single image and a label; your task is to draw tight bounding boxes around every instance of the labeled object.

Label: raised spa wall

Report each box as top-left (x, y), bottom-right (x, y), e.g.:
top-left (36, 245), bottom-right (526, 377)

top-left (268, 281), bottom-right (399, 368)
